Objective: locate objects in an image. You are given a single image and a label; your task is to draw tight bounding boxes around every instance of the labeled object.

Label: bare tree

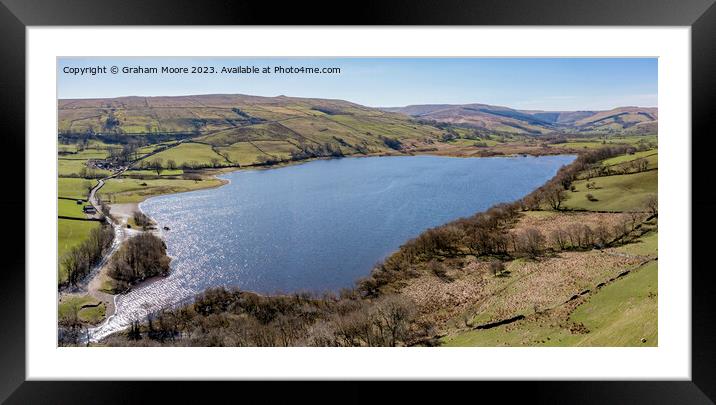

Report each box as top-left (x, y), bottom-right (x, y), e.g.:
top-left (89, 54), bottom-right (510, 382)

top-left (594, 222), bottom-right (611, 247)
top-left (551, 228), bottom-right (568, 250)
top-left (490, 259), bottom-right (505, 276)
top-left (518, 228), bottom-right (545, 257)
top-left (373, 296), bottom-right (415, 347)
top-left (644, 194), bottom-right (658, 216)
top-left (633, 158), bottom-right (649, 172)
top-left (151, 157), bottom-right (164, 176)
top-left (133, 210), bottom-right (152, 230)
top-left (544, 185), bottom-right (566, 210)
top-left (629, 211), bottom-right (643, 231)
top-left (581, 225), bottom-right (595, 247)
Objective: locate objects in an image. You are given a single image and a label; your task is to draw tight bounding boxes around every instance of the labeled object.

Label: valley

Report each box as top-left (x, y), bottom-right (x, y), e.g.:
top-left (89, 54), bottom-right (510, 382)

top-left (56, 93), bottom-right (657, 347)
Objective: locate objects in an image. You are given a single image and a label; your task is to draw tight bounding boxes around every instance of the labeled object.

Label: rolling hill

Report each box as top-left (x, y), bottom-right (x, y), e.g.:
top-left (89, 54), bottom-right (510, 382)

top-left (58, 94), bottom-right (658, 170)
top-left (58, 94), bottom-right (447, 156)
top-left (383, 103), bottom-right (658, 135)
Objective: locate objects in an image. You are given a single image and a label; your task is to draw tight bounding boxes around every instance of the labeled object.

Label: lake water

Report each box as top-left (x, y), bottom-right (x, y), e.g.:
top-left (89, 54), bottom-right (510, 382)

top-left (89, 154), bottom-right (574, 340)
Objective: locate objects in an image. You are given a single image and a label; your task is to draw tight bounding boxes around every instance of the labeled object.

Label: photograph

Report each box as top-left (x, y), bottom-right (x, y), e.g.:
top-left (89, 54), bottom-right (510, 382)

top-left (56, 57), bottom-right (659, 348)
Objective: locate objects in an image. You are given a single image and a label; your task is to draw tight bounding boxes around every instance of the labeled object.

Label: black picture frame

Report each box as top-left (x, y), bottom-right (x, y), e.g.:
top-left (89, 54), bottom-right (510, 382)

top-left (2, 0), bottom-right (714, 403)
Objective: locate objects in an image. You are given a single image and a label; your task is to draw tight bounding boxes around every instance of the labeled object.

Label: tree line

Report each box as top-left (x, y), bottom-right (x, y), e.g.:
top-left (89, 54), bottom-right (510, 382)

top-left (61, 224), bottom-right (114, 288)
top-left (106, 287), bottom-right (428, 347)
top-left (98, 144), bottom-right (654, 347)
top-left (356, 145), bottom-right (647, 297)
top-left (290, 142), bottom-right (344, 160)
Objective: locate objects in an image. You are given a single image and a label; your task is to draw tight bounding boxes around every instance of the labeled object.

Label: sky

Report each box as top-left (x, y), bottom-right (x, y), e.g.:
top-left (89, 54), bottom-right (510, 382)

top-left (57, 58), bottom-right (657, 111)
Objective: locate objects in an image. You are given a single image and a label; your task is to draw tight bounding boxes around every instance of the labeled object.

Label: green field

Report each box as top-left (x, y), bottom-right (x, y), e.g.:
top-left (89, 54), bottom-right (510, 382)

top-left (616, 231), bottom-right (658, 257)
top-left (563, 170), bottom-right (657, 212)
top-left (58, 198), bottom-right (88, 219)
top-left (135, 142), bottom-right (176, 155)
top-left (58, 159), bottom-right (111, 177)
top-left (442, 261), bottom-right (657, 347)
top-left (58, 148), bottom-right (111, 160)
top-left (58, 294), bottom-right (106, 324)
top-left (150, 142), bottom-right (228, 168)
top-left (124, 169), bottom-right (184, 177)
top-left (58, 177), bottom-right (94, 200)
top-left (58, 219), bottom-right (100, 258)
top-left (58, 218), bottom-right (101, 285)
top-left (556, 135), bottom-right (657, 151)
top-left (215, 142), bottom-right (269, 165)
top-left (609, 134), bottom-right (658, 146)
top-left (99, 177), bottom-right (224, 203)
top-left (252, 140), bottom-right (301, 160)
top-left (602, 149), bottom-right (657, 166)
top-left (567, 261), bottom-right (657, 346)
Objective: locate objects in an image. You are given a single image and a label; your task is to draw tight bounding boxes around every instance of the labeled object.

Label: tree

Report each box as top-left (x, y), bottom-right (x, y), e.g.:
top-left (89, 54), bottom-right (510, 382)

top-left (629, 211), bottom-right (643, 231)
top-left (490, 259), bottom-right (504, 276)
top-left (518, 228), bottom-right (545, 257)
top-left (133, 210), bottom-right (152, 229)
top-left (107, 233), bottom-right (171, 287)
top-left (544, 185), bottom-right (566, 210)
top-left (166, 159), bottom-right (177, 170)
top-left (151, 158), bottom-right (164, 176)
top-left (594, 222), bottom-right (611, 247)
top-left (61, 225), bottom-right (114, 287)
top-left (128, 320), bottom-right (142, 340)
top-left (581, 225), bottom-right (595, 247)
top-left (373, 295), bottom-right (415, 347)
top-left (634, 158), bottom-right (649, 172)
top-left (644, 194), bottom-right (658, 216)
top-left (83, 180), bottom-right (94, 195)
top-left (210, 157), bottom-right (220, 168)
top-left (551, 228), bottom-right (568, 250)
top-left (428, 260), bottom-right (451, 282)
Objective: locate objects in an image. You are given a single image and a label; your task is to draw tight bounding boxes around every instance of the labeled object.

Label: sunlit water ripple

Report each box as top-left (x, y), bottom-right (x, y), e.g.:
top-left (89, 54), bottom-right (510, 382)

top-left (89, 154), bottom-right (574, 340)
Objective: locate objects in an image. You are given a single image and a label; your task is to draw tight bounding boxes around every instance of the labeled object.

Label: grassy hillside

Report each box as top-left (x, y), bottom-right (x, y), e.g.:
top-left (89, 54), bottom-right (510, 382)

top-left (58, 94), bottom-right (444, 149)
top-left (436, 147), bottom-right (658, 346)
top-left (385, 104), bottom-right (657, 136)
top-left (442, 261), bottom-right (657, 347)
top-left (564, 169), bottom-right (657, 212)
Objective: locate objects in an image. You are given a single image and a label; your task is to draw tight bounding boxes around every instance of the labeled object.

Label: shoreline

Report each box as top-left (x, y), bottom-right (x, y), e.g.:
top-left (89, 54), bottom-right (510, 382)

top-left (87, 151), bottom-right (579, 337)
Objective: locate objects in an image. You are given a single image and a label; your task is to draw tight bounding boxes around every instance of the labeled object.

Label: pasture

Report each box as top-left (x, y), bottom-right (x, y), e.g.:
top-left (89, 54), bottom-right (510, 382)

top-left (99, 177), bottom-right (225, 203)
top-left (58, 158), bottom-right (111, 178)
top-left (602, 149), bottom-right (657, 166)
top-left (563, 169), bottom-right (657, 212)
top-left (58, 218), bottom-right (101, 285)
top-left (58, 177), bottom-right (94, 200)
top-left (58, 294), bottom-right (106, 324)
top-left (149, 142), bottom-right (228, 168)
top-left (58, 198), bottom-right (88, 219)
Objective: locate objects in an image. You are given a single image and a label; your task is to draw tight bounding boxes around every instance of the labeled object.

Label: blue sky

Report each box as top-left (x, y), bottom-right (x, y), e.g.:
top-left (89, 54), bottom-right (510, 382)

top-left (58, 58), bottom-right (657, 111)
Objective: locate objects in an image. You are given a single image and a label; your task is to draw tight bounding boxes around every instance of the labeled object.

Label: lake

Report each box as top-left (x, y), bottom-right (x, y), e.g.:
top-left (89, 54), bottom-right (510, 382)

top-left (90, 154), bottom-right (574, 340)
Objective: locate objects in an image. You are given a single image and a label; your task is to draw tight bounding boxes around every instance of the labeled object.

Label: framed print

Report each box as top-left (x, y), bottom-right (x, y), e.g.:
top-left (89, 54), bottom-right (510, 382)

top-left (2, 0), bottom-right (715, 403)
